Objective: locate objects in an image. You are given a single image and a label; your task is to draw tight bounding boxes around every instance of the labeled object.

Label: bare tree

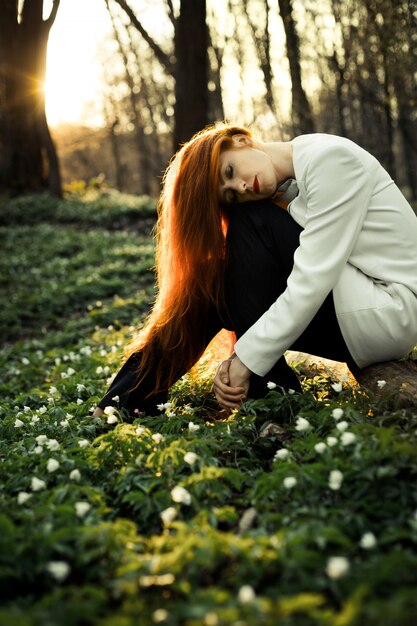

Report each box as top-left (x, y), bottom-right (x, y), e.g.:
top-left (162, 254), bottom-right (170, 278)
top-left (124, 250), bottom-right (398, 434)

top-left (110, 0), bottom-right (211, 147)
top-left (277, 0), bottom-right (315, 134)
top-left (0, 0), bottom-right (62, 196)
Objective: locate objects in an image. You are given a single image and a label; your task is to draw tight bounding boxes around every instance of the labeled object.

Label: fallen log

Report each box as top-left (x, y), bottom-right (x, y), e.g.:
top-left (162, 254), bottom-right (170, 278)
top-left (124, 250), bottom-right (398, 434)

top-left (354, 359), bottom-right (417, 401)
top-left (286, 351), bottom-right (417, 405)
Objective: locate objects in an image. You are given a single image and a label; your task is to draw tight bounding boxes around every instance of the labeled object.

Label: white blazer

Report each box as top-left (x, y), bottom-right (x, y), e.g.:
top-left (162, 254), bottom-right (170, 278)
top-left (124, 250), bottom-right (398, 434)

top-left (234, 134), bottom-right (417, 374)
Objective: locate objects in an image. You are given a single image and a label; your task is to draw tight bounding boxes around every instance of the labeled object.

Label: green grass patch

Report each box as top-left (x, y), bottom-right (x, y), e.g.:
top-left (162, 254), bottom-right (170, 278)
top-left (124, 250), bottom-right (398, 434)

top-left (1, 192), bottom-right (416, 625)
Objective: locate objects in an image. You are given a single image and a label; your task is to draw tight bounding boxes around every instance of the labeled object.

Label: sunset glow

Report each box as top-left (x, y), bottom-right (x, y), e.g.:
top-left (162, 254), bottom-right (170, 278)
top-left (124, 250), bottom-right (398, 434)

top-left (45, 0), bottom-right (111, 127)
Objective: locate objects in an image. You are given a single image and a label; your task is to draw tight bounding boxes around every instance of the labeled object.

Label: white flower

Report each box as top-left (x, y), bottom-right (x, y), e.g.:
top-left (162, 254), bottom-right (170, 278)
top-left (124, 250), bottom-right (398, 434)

top-left (314, 442), bottom-right (327, 454)
top-left (107, 415), bottom-right (118, 424)
top-left (188, 421), bottom-right (200, 432)
top-left (17, 491), bottom-right (32, 504)
top-left (295, 416), bottom-right (310, 432)
top-left (33, 445), bottom-right (43, 454)
top-left (360, 532), bottom-right (377, 549)
top-left (31, 416), bottom-right (40, 424)
top-left (111, 395), bottom-right (120, 402)
top-left (152, 433), bottom-right (164, 444)
top-left (135, 426), bottom-right (145, 436)
top-left (171, 485), bottom-right (192, 505)
top-left (61, 372), bottom-right (68, 379)
top-left (184, 405), bottom-right (194, 414)
top-left (326, 556), bottom-right (350, 579)
top-left (166, 410), bottom-right (176, 418)
top-left (104, 406), bottom-right (115, 416)
top-left (327, 436), bottom-right (338, 447)
top-left (238, 585), bottom-right (256, 603)
top-left (274, 448), bottom-right (289, 461)
top-left (160, 506), bottom-right (177, 525)
top-left (184, 451), bottom-right (198, 465)
top-left (331, 382), bottom-right (343, 393)
top-left (336, 421), bottom-right (349, 432)
top-left (78, 439), bottom-right (89, 448)
top-left (157, 402), bottom-right (173, 411)
top-left (341, 432), bottom-right (356, 446)
top-left (23, 406), bottom-right (31, 413)
top-left (38, 406), bottom-right (47, 414)
top-left (332, 408), bottom-right (344, 420)
top-left (45, 439), bottom-right (60, 451)
top-left (36, 435), bottom-right (48, 444)
top-left (377, 380), bottom-right (386, 389)
top-left (69, 469), bottom-right (81, 481)
top-left (287, 388), bottom-right (296, 394)
top-left (66, 367), bottom-right (76, 376)
top-left (31, 477), bottom-right (46, 491)
top-left (267, 381), bottom-right (277, 390)
top-left (152, 609), bottom-right (169, 623)
top-left (49, 386), bottom-right (58, 395)
top-left (14, 418), bottom-right (24, 428)
top-left (22, 357), bottom-right (30, 365)
top-left (60, 419), bottom-right (69, 428)
top-left (329, 469), bottom-right (344, 490)
top-left (76, 399), bottom-right (83, 405)
top-left (47, 458), bottom-right (60, 473)
top-left (75, 501), bottom-right (91, 517)
top-left (46, 561), bottom-right (71, 582)
top-left (283, 476), bottom-right (297, 489)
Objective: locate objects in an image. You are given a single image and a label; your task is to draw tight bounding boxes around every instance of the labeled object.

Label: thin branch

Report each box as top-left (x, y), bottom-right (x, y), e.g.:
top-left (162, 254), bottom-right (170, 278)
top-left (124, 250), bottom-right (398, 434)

top-left (110, 0), bottom-right (174, 74)
top-left (45, 0), bottom-right (61, 28)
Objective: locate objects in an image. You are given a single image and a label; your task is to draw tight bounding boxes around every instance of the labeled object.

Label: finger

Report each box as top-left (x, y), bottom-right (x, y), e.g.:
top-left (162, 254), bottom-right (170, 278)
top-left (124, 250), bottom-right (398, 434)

top-left (213, 383), bottom-right (245, 399)
top-left (214, 378), bottom-right (245, 393)
top-left (217, 397), bottom-right (241, 409)
top-left (217, 359), bottom-right (232, 385)
top-left (214, 386), bottom-right (247, 404)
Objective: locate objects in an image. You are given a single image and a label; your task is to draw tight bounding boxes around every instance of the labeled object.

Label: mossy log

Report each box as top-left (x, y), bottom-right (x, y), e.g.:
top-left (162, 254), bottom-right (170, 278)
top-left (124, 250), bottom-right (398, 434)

top-left (286, 350), bottom-right (417, 404)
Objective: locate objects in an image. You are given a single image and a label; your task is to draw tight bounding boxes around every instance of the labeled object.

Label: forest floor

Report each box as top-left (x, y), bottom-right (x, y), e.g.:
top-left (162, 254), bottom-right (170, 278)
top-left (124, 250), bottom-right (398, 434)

top-left (1, 190), bottom-right (417, 626)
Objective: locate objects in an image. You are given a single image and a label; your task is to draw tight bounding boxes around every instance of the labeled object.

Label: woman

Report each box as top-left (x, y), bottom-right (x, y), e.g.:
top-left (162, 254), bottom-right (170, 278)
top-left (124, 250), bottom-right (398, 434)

top-left (94, 123), bottom-right (417, 416)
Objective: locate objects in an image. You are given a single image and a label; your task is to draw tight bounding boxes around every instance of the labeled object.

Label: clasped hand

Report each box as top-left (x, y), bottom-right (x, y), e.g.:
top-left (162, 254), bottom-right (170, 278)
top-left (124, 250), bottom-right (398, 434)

top-left (213, 354), bottom-right (251, 409)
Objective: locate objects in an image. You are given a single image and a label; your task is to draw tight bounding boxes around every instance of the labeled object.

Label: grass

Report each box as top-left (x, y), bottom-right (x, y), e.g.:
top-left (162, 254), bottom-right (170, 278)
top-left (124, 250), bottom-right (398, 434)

top-left (1, 191), bottom-right (417, 626)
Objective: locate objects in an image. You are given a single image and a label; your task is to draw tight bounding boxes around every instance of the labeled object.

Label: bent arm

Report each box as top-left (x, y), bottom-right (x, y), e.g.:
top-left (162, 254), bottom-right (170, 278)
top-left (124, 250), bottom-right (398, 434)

top-left (234, 144), bottom-right (375, 376)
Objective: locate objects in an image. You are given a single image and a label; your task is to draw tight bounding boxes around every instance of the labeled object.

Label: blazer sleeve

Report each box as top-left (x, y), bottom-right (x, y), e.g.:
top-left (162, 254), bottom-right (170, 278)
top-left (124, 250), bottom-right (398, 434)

top-left (234, 143), bottom-right (375, 376)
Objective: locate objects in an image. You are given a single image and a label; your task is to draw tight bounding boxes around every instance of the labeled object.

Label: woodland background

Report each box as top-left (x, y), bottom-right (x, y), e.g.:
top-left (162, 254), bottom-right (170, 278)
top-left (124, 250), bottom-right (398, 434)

top-left (1, 3), bottom-right (417, 624)
top-left (0, 0), bottom-right (416, 200)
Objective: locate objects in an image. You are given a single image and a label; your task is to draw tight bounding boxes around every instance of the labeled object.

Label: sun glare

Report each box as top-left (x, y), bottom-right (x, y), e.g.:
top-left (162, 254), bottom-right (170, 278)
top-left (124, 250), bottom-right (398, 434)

top-left (45, 0), bottom-right (112, 127)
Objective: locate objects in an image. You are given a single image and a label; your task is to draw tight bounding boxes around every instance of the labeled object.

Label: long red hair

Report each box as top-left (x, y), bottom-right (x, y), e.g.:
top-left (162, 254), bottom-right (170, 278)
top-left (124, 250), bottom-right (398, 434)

top-left (125, 123), bottom-right (252, 392)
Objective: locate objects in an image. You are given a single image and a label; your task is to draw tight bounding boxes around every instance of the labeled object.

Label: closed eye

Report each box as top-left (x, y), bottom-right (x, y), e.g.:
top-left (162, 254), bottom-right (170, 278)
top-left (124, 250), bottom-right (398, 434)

top-left (225, 164), bottom-right (233, 179)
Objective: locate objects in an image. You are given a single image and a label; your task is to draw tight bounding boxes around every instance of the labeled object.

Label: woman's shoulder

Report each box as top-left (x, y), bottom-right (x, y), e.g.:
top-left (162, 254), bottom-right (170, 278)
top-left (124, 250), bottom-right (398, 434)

top-left (291, 134), bottom-right (377, 180)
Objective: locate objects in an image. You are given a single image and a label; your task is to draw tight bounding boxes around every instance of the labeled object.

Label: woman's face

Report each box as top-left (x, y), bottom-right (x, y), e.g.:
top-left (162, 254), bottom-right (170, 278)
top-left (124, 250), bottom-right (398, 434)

top-left (218, 135), bottom-right (278, 205)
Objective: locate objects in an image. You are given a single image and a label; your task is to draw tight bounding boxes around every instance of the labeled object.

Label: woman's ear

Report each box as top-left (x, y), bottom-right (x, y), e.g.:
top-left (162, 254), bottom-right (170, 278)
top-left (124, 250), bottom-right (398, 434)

top-left (231, 134), bottom-right (252, 148)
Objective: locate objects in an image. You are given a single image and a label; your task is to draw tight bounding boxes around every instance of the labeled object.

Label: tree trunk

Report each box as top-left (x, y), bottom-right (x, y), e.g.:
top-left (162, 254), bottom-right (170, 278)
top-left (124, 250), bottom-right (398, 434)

top-left (111, 0), bottom-right (210, 151)
top-left (0, 0), bottom-right (62, 196)
top-left (174, 0), bottom-right (209, 146)
top-left (277, 0), bottom-right (315, 135)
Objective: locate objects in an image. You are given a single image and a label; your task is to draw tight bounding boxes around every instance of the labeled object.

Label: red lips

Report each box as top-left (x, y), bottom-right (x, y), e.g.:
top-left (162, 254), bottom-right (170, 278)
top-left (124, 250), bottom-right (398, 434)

top-left (253, 176), bottom-right (260, 194)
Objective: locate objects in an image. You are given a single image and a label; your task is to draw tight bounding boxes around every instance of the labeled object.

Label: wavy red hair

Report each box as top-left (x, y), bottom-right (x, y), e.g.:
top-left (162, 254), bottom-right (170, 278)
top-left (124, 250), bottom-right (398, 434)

top-left (125, 123), bottom-right (252, 392)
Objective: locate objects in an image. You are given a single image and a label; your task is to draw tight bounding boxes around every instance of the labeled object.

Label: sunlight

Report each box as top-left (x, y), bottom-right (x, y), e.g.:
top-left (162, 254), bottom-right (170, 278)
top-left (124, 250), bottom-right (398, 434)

top-left (45, 0), bottom-right (112, 127)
